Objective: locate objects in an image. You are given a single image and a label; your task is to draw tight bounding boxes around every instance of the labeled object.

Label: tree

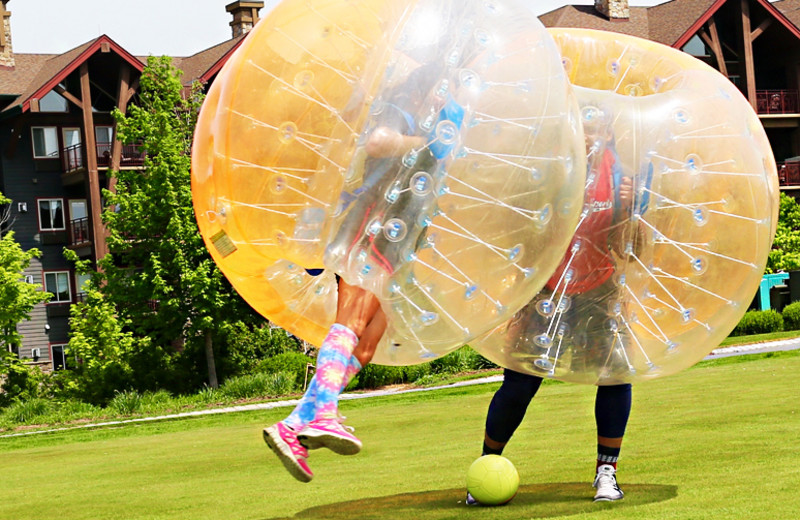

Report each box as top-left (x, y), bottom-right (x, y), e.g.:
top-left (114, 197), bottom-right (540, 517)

top-left (766, 192), bottom-right (800, 273)
top-left (0, 191), bottom-right (51, 354)
top-left (0, 192), bottom-right (51, 401)
top-left (67, 56), bottom-right (263, 397)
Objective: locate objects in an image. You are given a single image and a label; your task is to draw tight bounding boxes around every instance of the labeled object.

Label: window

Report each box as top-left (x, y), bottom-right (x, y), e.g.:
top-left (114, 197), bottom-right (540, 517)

top-left (96, 126), bottom-right (113, 146)
top-left (62, 127), bottom-right (83, 170)
top-left (75, 272), bottom-right (91, 301)
top-left (96, 126), bottom-right (114, 162)
top-left (51, 344), bottom-right (67, 371)
top-left (32, 126), bottom-right (59, 158)
top-left (682, 35), bottom-right (709, 58)
top-left (38, 199), bottom-right (65, 231)
top-left (39, 89), bottom-right (69, 112)
top-left (44, 271), bottom-right (71, 303)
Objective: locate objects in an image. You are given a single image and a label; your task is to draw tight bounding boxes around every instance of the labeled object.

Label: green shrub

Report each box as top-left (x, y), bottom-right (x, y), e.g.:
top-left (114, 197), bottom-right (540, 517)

top-left (0, 361), bottom-right (49, 406)
top-left (108, 390), bottom-right (143, 415)
top-left (2, 398), bottom-right (52, 424)
top-left (429, 346), bottom-right (496, 374)
top-left (732, 309), bottom-right (784, 336)
top-left (782, 302), bottom-right (800, 331)
top-left (353, 364), bottom-right (406, 389)
top-left (222, 322), bottom-right (303, 375)
top-left (54, 400), bottom-right (102, 422)
top-left (257, 352), bottom-right (313, 385)
top-left (264, 371), bottom-right (297, 396)
top-left (220, 371), bottom-right (297, 400)
top-left (195, 384), bottom-right (222, 405)
top-left (139, 390), bottom-right (174, 414)
top-left (402, 364), bottom-right (431, 383)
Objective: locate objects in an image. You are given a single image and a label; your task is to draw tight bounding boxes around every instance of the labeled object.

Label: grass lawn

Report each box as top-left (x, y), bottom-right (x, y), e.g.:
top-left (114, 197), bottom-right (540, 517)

top-left (1, 350), bottom-right (798, 520)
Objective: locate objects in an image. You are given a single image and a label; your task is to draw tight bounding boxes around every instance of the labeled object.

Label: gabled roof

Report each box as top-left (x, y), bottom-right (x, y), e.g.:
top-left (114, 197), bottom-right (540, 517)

top-left (174, 35), bottom-right (245, 86)
top-left (0, 34), bottom-right (146, 113)
top-left (774, 0), bottom-right (800, 29)
top-left (539, 5), bottom-right (652, 40)
top-left (540, 0), bottom-right (800, 47)
top-left (647, 0), bottom-right (719, 47)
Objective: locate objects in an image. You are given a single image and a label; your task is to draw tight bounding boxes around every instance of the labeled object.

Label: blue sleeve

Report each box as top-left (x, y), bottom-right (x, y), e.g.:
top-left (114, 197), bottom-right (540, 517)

top-left (428, 96), bottom-right (465, 160)
top-left (610, 148), bottom-right (624, 220)
top-left (635, 162), bottom-right (653, 216)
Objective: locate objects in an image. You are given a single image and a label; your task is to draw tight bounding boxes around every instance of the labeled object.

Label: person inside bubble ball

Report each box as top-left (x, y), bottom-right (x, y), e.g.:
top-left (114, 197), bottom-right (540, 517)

top-left (263, 58), bottom-right (465, 484)
top-left (467, 114), bottom-right (651, 504)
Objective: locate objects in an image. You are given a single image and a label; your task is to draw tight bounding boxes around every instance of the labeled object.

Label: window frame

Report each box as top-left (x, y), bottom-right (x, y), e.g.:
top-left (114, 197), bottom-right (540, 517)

top-left (39, 89), bottom-right (69, 113)
top-left (43, 270), bottom-right (72, 304)
top-left (31, 126), bottom-right (60, 159)
top-left (51, 344), bottom-right (68, 371)
top-left (37, 198), bottom-right (66, 232)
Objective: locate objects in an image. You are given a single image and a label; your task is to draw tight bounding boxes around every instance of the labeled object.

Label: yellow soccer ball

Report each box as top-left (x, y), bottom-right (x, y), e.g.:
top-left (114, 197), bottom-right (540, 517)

top-left (466, 455), bottom-right (520, 506)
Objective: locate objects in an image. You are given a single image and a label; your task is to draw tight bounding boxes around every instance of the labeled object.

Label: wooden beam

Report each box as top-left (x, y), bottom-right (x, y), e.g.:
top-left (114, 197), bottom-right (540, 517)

top-left (751, 18), bottom-right (772, 40)
top-left (108, 65), bottom-right (132, 194)
top-left (707, 17), bottom-right (728, 77)
top-left (80, 62), bottom-right (108, 261)
top-left (124, 77), bottom-right (139, 106)
top-left (741, 0), bottom-right (757, 109)
top-left (54, 85), bottom-right (83, 110)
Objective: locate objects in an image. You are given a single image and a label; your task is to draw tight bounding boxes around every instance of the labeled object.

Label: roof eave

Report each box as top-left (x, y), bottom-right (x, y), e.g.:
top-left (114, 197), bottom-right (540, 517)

top-left (672, 0), bottom-right (800, 49)
top-left (20, 35), bottom-right (146, 113)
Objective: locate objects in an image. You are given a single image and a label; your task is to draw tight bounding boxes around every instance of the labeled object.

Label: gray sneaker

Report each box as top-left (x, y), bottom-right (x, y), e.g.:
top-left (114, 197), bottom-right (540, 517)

top-left (593, 464), bottom-right (624, 501)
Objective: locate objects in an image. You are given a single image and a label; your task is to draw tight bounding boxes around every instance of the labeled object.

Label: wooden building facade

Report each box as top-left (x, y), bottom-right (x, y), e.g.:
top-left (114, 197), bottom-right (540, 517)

top-left (0, 0), bottom-right (260, 368)
top-left (1, 0), bottom-right (798, 369)
top-left (541, 0), bottom-right (800, 193)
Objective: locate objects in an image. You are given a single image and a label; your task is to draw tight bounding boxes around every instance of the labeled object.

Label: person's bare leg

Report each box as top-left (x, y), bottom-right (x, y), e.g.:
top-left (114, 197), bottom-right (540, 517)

top-left (483, 434), bottom-right (506, 453)
top-left (295, 280), bottom-right (383, 455)
top-left (352, 307), bottom-right (387, 367)
top-left (334, 277), bottom-right (381, 337)
top-left (597, 436), bottom-right (623, 449)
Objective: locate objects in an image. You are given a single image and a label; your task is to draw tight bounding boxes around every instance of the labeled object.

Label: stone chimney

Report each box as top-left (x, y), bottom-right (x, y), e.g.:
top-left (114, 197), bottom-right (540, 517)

top-left (0, 0), bottom-right (13, 69)
top-left (595, 0), bottom-right (630, 20)
top-left (226, 1), bottom-right (264, 38)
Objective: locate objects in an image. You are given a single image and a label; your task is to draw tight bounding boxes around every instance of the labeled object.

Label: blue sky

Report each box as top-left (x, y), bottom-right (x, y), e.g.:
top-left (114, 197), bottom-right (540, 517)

top-left (12, 1), bottom-right (669, 57)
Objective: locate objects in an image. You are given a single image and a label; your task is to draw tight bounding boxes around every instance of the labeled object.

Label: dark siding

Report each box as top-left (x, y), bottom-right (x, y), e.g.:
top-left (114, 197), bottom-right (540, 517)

top-left (2, 112), bottom-right (80, 356)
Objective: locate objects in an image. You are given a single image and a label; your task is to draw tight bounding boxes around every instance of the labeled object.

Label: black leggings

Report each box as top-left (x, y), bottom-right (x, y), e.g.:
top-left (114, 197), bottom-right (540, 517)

top-left (485, 369), bottom-right (631, 446)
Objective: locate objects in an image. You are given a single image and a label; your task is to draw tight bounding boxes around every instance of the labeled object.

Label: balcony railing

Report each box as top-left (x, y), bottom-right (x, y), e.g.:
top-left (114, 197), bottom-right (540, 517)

top-left (61, 143), bottom-right (146, 173)
top-left (778, 162), bottom-right (800, 187)
top-left (97, 143), bottom-right (146, 167)
top-left (62, 143), bottom-right (84, 173)
top-left (756, 90), bottom-right (799, 115)
top-left (69, 217), bottom-right (90, 246)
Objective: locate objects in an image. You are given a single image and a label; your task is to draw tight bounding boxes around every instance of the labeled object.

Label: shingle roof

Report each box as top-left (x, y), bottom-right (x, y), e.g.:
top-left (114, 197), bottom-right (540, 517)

top-left (773, 0), bottom-right (800, 29)
top-left (174, 36), bottom-right (244, 85)
top-left (1, 39), bottom-right (98, 111)
top-left (0, 53), bottom-right (54, 96)
top-left (540, 0), bottom-right (799, 47)
top-left (646, 0), bottom-right (719, 46)
top-left (539, 5), bottom-right (652, 40)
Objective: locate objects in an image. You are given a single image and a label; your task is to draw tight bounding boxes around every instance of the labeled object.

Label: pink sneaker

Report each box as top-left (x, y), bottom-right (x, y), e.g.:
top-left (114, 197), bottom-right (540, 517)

top-left (298, 417), bottom-right (362, 455)
top-left (263, 422), bottom-right (313, 482)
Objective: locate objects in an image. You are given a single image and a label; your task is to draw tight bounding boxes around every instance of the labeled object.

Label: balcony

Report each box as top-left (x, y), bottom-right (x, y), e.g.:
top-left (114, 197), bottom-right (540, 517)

top-left (69, 217), bottom-right (91, 246)
top-left (756, 90), bottom-right (799, 115)
top-left (61, 143), bottom-right (146, 174)
top-left (778, 161), bottom-right (800, 188)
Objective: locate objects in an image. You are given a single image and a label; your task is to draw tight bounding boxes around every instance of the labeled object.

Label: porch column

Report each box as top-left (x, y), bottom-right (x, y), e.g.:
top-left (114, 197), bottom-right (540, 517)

top-left (80, 62), bottom-right (108, 260)
top-left (741, 0), bottom-right (757, 110)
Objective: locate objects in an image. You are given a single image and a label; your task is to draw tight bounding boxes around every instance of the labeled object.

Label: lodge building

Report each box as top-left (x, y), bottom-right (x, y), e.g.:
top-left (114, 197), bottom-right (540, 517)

top-left (1, 0), bottom-right (798, 369)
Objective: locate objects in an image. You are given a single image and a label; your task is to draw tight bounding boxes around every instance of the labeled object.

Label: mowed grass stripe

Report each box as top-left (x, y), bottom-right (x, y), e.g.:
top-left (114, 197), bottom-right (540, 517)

top-left (1, 351), bottom-right (798, 520)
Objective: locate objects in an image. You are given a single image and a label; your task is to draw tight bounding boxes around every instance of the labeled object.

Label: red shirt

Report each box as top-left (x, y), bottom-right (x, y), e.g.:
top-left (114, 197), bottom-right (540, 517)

top-left (545, 148), bottom-right (617, 295)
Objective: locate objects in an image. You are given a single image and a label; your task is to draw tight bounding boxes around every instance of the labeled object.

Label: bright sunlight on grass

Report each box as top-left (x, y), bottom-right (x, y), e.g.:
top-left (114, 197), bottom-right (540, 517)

top-left (1, 350), bottom-right (798, 520)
